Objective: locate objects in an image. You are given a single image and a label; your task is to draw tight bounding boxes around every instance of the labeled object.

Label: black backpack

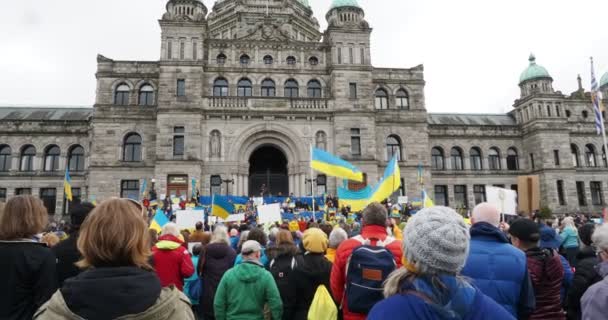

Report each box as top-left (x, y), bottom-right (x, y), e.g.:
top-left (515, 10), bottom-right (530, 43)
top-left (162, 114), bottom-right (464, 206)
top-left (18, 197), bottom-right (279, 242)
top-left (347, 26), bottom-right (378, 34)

top-left (269, 254), bottom-right (298, 305)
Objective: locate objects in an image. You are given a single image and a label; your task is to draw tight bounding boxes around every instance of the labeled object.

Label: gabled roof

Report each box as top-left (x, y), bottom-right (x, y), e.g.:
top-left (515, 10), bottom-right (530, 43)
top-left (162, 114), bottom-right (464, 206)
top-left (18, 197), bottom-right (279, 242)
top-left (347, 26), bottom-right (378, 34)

top-left (0, 107), bottom-right (92, 121)
top-left (428, 113), bottom-right (517, 126)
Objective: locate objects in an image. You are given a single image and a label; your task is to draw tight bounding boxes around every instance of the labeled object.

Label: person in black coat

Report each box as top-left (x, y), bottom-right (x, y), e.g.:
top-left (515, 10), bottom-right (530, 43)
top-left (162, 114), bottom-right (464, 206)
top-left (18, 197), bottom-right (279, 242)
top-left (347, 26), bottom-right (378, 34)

top-left (566, 223), bottom-right (602, 320)
top-left (198, 226), bottom-right (237, 320)
top-left (267, 230), bottom-right (300, 320)
top-left (0, 195), bottom-right (58, 320)
top-left (292, 228), bottom-right (334, 320)
top-left (51, 202), bottom-right (95, 286)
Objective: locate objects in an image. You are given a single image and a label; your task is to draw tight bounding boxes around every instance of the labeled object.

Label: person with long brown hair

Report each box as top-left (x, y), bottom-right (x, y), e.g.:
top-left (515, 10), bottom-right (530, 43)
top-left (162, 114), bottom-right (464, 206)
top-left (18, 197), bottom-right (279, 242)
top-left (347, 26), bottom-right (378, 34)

top-left (34, 198), bottom-right (194, 320)
top-left (0, 195), bottom-right (58, 320)
top-left (267, 229), bottom-right (299, 320)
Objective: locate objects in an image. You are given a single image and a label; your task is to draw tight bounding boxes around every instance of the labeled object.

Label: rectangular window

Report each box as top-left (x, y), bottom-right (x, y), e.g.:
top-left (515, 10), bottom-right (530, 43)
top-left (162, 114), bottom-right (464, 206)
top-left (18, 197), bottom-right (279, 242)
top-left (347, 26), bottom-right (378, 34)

top-left (177, 79), bottom-right (186, 97)
top-left (530, 153), bottom-right (535, 169)
top-left (121, 180), bottom-right (139, 200)
top-left (474, 185), bottom-right (486, 204)
top-left (511, 184), bottom-right (518, 196)
top-left (316, 175), bottom-right (327, 196)
top-left (493, 184), bottom-right (506, 188)
top-left (547, 105), bottom-right (552, 117)
top-left (399, 178), bottom-right (405, 197)
top-left (349, 47), bottom-right (354, 64)
top-left (556, 105), bottom-right (561, 117)
top-left (192, 40), bottom-right (198, 60)
top-left (349, 83), bottom-right (357, 99)
top-left (16, 188), bottom-right (31, 195)
top-left (576, 181), bottom-right (587, 206)
top-left (434, 185), bottom-right (448, 207)
top-left (557, 180), bottom-right (566, 205)
top-left (210, 175), bottom-right (222, 196)
top-left (40, 188), bottom-right (56, 215)
top-left (350, 128), bottom-right (361, 156)
top-left (173, 126), bottom-right (185, 156)
top-left (454, 185), bottom-right (467, 209)
top-left (554, 150), bottom-right (560, 166)
top-left (180, 41), bottom-right (185, 60)
top-left (591, 181), bottom-right (604, 205)
top-left (0, 188), bottom-right (6, 202)
top-left (360, 48), bottom-right (365, 64)
top-left (167, 39), bottom-right (173, 59)
top-left (337, 48), bottom-right (342, 64)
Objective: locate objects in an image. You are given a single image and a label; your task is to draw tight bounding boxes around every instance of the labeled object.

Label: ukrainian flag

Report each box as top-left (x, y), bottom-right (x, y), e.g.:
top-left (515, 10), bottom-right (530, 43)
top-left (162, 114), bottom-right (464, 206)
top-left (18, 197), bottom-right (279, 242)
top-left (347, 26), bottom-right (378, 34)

top-left (337, 185), bottom-right (373, 212)
top-left (422, 190), bottom-right (434, 208)
top-left (64, 168), bottom-right (73, 202)
top-left (369, 156), bottom-right (401, 203)
top-left (311, 148), bottom-right (364, 182)
top-left (212, 195), bottom-right (234, 219)
top-left (150, 209), bottom-right (169, 233)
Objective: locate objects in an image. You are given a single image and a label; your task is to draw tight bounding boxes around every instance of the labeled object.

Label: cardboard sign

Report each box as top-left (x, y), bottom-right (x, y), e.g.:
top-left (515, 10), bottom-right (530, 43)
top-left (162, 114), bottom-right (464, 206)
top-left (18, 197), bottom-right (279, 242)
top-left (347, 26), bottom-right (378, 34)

top-left (398, 196), bottom-right (409, 204)
top-left (218, 213), bottom-right (245, 223)
top-left (258, 203), bottom-right (282, 224)
top-left (486, 186), bottom-right (518, 215)
top-left (176, 210), bottom-right (205, 230)
top-left (517, 175), bottom-right (540, 215)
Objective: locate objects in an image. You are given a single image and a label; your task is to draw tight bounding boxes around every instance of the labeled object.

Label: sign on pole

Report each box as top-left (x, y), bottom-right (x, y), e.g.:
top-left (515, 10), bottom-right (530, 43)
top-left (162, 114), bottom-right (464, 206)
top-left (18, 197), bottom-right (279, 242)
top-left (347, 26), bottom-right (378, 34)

top-left (486, 186), bottom-right (518, 215)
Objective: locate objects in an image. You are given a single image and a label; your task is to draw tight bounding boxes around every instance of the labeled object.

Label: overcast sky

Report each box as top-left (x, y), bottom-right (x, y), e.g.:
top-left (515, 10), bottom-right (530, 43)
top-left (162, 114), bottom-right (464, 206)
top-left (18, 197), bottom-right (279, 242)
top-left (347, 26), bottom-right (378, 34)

top-left (1, 0), bottom-right (607, 113)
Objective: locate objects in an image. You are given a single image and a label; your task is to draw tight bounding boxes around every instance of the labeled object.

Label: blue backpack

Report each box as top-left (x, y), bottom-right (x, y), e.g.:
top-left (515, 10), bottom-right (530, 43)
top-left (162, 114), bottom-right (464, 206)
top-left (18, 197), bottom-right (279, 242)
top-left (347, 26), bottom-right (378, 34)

top-left (344, 235), bottom-right (397, 314)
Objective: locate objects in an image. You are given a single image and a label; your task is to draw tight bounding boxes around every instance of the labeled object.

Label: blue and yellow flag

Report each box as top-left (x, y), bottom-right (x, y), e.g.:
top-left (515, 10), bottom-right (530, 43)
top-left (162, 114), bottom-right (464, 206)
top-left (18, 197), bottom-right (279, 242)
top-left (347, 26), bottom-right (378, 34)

top-left (417, 163), bottom-right (424, 185)
top-left (150, 209), bottom-right (169, 233)
top-left (311, 147), bottom-right (364, 182)
top-left (140, 178), bottom-right (148, 197)
top-left (64, 168), bottom-right (73, 202)
top-left (212, 195), bottom-right (234, 219)
top-left (369, 156), bottom-right (401, 203)
top-left (422, 190), bottom-right (434, 208)
top-left (338, 185), bottom-right (373, 212)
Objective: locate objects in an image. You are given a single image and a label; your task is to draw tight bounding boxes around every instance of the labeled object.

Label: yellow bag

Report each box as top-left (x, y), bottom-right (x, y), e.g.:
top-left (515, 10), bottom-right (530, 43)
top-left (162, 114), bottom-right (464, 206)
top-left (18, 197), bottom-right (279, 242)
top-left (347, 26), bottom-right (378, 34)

top-left (308, 285), bottom-right (338, 320)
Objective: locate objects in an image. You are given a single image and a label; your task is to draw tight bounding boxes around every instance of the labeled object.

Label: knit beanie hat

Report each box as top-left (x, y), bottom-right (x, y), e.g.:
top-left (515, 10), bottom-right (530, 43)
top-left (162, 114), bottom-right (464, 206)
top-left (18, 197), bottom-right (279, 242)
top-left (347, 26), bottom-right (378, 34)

top-left (303, 228), bottom-right (329, 253)
top-left (403, 206), bottom-right (470, 275)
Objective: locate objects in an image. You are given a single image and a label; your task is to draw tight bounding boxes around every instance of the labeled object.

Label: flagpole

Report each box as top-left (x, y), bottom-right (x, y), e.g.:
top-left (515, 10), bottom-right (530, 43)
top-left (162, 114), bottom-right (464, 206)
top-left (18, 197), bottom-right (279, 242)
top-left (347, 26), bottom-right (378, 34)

top-left (310, 143), bottom-right (316, 222)
top-left (592, 57), bottom-right (608, 169)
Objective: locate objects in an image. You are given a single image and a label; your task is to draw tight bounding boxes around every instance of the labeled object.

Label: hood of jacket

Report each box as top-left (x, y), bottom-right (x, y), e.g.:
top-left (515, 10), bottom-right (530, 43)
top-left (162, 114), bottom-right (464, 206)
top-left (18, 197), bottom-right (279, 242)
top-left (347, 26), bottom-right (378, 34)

top-left (155, 235), bottom-right (183, 250)
top-left (266, 243), bottom-right (298, 260)
top-left (470, 222), bottom-right (509, 243)
top-left (57, 267), bottom-right (162, 320)
top-left (233, 261), bottom-right (267, 283)
top-left (402, 275), bottom-right (477, 319)
top-left (296, 253), bottom-right (331, 283)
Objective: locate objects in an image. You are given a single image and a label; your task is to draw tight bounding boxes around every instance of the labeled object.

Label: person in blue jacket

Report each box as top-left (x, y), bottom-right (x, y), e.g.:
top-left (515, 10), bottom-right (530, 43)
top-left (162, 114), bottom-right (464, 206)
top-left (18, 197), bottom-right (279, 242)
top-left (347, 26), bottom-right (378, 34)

top-left (539, 223), bottom-right (573, 304)
top-left (461, 203), bottom-right (535, 319)
top-left (368, 206), bottom-right (515, 320)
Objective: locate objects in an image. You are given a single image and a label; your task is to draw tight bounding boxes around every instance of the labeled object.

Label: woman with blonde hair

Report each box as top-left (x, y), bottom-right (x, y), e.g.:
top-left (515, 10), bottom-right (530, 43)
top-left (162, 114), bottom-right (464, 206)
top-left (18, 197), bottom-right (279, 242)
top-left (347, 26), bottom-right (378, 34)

top-left (560, 216), bottom-right (580, 265)
top-left (0, 195), bottom-right (57, 320)
top-left (34, 198), bottom-right (194, 320)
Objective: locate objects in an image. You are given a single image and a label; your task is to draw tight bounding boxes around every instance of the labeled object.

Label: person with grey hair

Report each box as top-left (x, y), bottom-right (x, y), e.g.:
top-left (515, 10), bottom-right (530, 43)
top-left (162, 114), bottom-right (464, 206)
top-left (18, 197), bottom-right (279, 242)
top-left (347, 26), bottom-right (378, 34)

top-left (461, 203), bottom-right (535, 318)
top-left (560, 216), bottom-right (580, 265)
top-left (214, 240), bottom-right (283, 320)
top-left (581, 223), bottom-right (608, 320)
top-left (368, 206), bottom-right (514, 320)
top-left (326, 227), bottom-right (348, 263)
top-left (152, 223), bottom-right (194, 291)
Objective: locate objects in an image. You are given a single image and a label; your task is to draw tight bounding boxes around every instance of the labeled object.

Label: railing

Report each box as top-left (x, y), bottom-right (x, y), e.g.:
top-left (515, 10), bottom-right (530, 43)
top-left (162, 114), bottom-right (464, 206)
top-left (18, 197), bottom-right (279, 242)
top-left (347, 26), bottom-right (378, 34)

top-left (290, 98), bottom-right (329, 110)
top-left (205, 97), bottom-right (331, 111)
top-left (209, 97), bottom-right (248, 109)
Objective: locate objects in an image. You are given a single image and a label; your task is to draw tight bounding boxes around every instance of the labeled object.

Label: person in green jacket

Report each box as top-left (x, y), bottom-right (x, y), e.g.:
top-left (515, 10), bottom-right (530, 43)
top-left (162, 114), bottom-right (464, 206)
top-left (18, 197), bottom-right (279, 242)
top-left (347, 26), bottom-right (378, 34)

top-left (214, 240), bottom-right (283, 320)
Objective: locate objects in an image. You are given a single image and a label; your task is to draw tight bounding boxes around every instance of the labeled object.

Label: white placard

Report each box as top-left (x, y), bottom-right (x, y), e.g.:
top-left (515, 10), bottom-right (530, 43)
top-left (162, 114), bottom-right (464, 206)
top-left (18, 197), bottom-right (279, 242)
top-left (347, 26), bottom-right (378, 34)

top-left (486, 186), bottom-right (518, 215)
top-left (257, 203), bottom-right (282, 224)
top-left (398, 196), bottom-right (409, 204)
top-left (253, 197), bottom-right (264, 206)
top-left (176, 210), bottom-right (205, 229)
top-left (218, 213), bottom-right (245, 223)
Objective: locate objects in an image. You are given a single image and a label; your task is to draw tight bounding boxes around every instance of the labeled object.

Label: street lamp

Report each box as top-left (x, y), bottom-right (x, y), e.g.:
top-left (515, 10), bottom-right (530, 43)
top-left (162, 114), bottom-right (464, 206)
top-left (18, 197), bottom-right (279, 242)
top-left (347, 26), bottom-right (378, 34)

top-left (149, 178), bottom-right (157, 201)
top-left (221, 177), bottom-right (234, 195)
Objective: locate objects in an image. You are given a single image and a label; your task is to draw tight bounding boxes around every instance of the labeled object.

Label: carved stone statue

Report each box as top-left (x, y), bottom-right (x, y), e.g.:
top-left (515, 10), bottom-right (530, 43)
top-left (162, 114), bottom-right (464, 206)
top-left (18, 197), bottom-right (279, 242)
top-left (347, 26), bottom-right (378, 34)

top-left (316, 131), bottom-right (327, 150)
top-left (210, 131), bottom-right (221, 157)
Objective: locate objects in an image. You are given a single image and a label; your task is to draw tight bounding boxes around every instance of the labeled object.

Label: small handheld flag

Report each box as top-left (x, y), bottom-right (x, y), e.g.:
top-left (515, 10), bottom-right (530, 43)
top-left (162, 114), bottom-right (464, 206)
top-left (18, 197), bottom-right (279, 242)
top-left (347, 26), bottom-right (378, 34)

top-left (150, 209), bottom-right (169, 233)
top-left (422, 190), bottom-right (434, 208)
top-left (140, 178), bottom-right (148, 197)
top-left (64, 168), bottom-right (73, 202)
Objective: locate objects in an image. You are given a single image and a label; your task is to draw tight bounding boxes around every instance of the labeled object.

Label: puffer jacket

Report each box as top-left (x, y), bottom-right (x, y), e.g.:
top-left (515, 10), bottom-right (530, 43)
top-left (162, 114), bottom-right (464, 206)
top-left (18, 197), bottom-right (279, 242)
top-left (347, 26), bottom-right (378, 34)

top-left (566, 247), bottom-right (602, 320)
top-left (198, 242), bottom-right (237, 320)
top-left (526, 247), bottom-right (565, 320)
top-left (33, 266), bottom-right (194, 320)
top-left (152, 235), bottom-right (194, 291)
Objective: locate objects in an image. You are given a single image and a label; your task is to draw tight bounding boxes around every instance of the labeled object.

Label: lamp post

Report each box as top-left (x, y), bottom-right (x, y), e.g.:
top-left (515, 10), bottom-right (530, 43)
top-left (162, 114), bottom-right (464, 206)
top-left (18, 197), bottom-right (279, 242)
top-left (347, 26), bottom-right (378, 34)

top-left (221, 177), bottom-right (234, 195)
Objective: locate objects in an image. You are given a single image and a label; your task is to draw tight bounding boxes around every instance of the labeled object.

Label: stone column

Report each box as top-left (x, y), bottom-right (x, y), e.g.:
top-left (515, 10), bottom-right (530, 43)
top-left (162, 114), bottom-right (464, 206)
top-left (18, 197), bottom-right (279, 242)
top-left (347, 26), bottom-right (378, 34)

top-left (244, 176), bottom-right (249, 197)
top-left (232, 174), bottom-right (238, 195)
top-left (289, 175), bottom-right (294, 195)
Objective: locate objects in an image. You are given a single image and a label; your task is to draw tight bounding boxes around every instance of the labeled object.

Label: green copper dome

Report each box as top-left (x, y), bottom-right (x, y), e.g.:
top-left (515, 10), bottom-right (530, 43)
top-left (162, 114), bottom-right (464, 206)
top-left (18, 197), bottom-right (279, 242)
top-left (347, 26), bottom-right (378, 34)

top-left (600, 72), bottom-right (608, 88)
top-left (330, 0), bottom-right (361, 9)
top-left (519, 54), bottom-right (552, 84)
top-left (298, 0), bottom-right (310, 7)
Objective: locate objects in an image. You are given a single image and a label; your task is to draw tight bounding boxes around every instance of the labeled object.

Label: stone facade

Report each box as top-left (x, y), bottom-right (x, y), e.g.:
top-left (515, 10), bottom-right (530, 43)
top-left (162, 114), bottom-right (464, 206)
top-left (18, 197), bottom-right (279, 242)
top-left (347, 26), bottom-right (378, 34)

top-left (1, 0), bottom-right (607, 219)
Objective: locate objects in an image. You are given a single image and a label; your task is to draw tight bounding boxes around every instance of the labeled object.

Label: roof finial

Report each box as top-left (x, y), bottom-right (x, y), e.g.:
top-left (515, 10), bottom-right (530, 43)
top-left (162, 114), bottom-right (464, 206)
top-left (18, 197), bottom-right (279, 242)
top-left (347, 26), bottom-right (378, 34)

top-left (528, 53), bottom-right (536, 64)
top-left (577, 74), bottom-right (583, 91)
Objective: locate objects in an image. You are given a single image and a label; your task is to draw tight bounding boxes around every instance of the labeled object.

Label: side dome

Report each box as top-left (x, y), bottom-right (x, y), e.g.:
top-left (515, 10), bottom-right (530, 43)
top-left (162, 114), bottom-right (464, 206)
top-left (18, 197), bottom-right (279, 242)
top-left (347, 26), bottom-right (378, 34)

top-left (519, 54), bottom-right (552, 84)
top-left (298, 0), bottom-right (311, 7)
top-left (330, 0), bottom-right (361, 9)
top-left (600, 72), bottom-right (608, 88)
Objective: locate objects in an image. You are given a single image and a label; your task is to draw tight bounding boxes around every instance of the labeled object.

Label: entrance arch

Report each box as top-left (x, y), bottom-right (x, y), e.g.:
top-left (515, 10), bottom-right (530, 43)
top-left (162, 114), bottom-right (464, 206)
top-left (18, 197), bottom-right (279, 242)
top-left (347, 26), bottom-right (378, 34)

top-left (249, 145), bottom-right (289, 197)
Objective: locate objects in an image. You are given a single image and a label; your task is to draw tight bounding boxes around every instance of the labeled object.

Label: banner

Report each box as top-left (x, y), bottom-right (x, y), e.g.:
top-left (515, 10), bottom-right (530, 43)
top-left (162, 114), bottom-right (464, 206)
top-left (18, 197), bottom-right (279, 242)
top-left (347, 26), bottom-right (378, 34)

top-left (176, 210), bottom-right (205, 230)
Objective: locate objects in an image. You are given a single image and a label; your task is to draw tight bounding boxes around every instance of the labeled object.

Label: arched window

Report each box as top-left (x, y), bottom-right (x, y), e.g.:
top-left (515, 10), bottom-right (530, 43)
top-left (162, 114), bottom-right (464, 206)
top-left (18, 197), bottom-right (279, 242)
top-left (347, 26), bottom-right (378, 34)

top-left (237, 78), bottom-right (252, 97)
top-left (138, 84), bottom-right (155, 106)
top-left (114, 84), bottom-right (130, 105)
top-left (396, 89), bottom-right (410, 109)
top-left (239, 54), bottom-right (250, 65)
top-left (217, 53), bottom-right (227, 65)
top-left (470, 147), bottom-right (482, 171)
top-left (123, 133), bottom-right (142, 162)
top-left (450, 147), bottom-right (463, 171)
top-left (571, 144), bottom-right (580, 167)
top-left (261, 79), bottom-right (276, 97)
top-left (68, 145), bottom-right (85, 172)
top-left (0, 145), bottom-right (11, 172)
top-left (44, 145), bottom-right (60, 172)
top-left (585, 144), bottom-right (597, 167)
top-left (431, 147), bottom-right (444, 170)
top-left (386, 136), bottom-right (402, 161)
top-left (309, 56), bottom-right (319, 65)
top-left (284, 79), bottom-right (299, 98)
top-left (263, 55), bottom-right (273, 65)
top-left (213, 78), bottom-right (229, 97)
top-left (506, 148), bottom-right (519, 170)
top-left (20, 145), bottom-right (36, 172)
top-left (488, 147), bottom-right (501, 170)
top-left (307, 80), bottom-right (322, 98)
top-left (375, 88), bottom-right (389, 110)
top-left (286, 56), bottom-right (297, 65)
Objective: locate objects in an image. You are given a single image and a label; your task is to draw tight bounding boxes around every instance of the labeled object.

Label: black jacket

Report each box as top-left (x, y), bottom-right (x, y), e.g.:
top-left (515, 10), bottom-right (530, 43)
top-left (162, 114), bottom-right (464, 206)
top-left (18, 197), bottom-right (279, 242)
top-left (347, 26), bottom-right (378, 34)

top-left (292, 253), bottom-right (334, 320)
top-left (0, 240), bottom-right (58, 320)
top-left (566, 246), bottom-right (602, 320)
top-left (51, 235), bottom-right (82, 286)
top-left (268, 244), bottom-right (299, 320)
top-left (198, 242), bottom-right (236, 320)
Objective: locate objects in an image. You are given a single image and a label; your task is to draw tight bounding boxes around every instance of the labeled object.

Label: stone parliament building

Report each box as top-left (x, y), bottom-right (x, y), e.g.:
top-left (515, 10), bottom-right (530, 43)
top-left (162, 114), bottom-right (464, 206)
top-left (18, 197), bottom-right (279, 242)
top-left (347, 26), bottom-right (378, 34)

top-left (1, 0), bottom-right (607, 218)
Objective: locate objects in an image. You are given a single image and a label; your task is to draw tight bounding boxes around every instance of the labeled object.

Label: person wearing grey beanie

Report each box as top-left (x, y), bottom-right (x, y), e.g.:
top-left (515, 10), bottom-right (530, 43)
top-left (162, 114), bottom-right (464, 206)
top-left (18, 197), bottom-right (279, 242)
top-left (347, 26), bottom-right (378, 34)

top-left (368, 206), bottom-right (515, 320)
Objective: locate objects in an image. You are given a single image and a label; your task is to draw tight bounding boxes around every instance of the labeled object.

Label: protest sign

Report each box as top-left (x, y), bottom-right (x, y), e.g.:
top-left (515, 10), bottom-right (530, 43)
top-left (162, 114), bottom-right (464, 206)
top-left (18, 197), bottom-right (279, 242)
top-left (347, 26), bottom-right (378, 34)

top-left (219, 213), bottom-right (245, 223)
top-left (253, 197), bottom-right (264, 206)
top-left (486, 186), bottom-right (517, 215)
top-left (176, 210), bottom-right (205, 230)
top-left (258, 203), bottom-right (282, 224)
top-left (398, 196), bottom-right (408, 204)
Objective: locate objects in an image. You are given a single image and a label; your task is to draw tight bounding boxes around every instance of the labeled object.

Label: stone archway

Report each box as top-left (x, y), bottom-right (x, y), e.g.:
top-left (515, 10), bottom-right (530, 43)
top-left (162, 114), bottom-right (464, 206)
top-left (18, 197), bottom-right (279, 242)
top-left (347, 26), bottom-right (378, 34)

top-left (249, 145), bottom-right (288, 197)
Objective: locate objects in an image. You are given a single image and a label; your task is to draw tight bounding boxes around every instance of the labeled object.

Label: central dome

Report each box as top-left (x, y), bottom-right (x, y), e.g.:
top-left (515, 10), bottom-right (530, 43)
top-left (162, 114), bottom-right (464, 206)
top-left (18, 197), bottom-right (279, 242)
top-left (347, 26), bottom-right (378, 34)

top-left (519, 54), bottom-right (552, 84)
top-left (330, 0), bottom-right (361, 9)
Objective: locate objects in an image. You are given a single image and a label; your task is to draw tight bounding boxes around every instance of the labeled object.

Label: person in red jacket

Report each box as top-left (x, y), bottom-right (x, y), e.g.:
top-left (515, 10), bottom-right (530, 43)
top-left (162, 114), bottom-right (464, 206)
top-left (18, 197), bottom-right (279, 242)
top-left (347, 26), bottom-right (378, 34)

top-left (330, 202), bottom-right (403, 320)
top-left (152, 223), bottom-right (194, 291)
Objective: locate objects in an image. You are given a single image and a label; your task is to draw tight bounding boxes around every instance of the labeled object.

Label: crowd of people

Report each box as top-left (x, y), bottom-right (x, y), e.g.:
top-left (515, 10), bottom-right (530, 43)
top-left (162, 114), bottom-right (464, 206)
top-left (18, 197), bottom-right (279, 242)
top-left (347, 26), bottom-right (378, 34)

top-left (0, 194), bottom-right (607, 320)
